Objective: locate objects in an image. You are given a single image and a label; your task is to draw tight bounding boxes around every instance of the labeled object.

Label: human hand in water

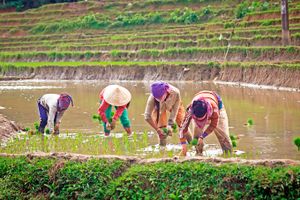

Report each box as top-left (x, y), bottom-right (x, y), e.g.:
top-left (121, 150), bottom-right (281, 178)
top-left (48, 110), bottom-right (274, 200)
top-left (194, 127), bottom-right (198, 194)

top-left (166, 125), bottom-right (173, 136)
top-left (54, 124), bottom-right (60, 135)
top-left (106, 123), bottom-right (112, 131)
top-left (156, 128), bottom-right (164, 139)
top-left (179, 143), bottom-right (187, 156)
top-left (110, 119), bottom-right (116, 130)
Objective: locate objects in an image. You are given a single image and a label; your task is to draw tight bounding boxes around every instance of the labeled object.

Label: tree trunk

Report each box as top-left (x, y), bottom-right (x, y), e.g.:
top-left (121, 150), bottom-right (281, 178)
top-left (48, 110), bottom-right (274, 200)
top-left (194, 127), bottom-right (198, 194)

top-left (281, 0), bottom-right (291, 46)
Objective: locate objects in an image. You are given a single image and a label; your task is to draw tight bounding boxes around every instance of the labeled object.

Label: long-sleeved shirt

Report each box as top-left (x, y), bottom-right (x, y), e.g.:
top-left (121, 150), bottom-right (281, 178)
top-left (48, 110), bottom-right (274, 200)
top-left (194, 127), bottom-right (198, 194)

top-left (144, 84), bottom-right (181, 126)
top-left (39, 94), bottom-right (65, 132)
top-left (97, 89), bottom-right (126, 123)
top-left (180, 91), bottom-right (220, 139)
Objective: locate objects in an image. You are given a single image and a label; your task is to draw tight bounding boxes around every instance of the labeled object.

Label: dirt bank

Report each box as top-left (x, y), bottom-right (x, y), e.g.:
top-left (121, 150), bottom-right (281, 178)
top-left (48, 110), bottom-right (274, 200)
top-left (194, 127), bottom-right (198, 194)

top-left (1, 65), bottom-right (300, 89)
top-left (1, 152), bottom-right (299, 166)
top-left (0, 114), bottom-right (21, 142)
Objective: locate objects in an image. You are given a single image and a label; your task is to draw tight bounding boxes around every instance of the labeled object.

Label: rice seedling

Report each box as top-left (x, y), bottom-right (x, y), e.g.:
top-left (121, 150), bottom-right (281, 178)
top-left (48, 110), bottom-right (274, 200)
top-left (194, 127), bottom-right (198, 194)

top-left (232, 140), bottom-right (237, 148)
top-left (34, 121), bottom-right (39, 132)
top-left (92, 114), bottom-right (102, 124)
top-left (230, 133), bottom-right (238, 148)
top-left (294, 137), bottom-right (300, 151)
top-left (45, 128), bottom-right (50, 135)
top-left (142, 131), bottom-right (148, 146)
top-left (191, 138), bottom-right (198, 146)
top-left (247, 118), bottom-right (254, 126)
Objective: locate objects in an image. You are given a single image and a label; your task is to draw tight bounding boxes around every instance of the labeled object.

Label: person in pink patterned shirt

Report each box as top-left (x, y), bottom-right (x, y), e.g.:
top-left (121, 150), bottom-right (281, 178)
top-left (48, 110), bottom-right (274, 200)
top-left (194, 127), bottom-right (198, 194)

top-left (179, 90), bottom-right (232, 156)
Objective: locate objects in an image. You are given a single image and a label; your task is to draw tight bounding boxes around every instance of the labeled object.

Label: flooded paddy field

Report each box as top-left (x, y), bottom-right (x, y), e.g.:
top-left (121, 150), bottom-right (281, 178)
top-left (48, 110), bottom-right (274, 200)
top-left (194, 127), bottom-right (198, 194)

top-left (0, 80), bottom-right (299, 160)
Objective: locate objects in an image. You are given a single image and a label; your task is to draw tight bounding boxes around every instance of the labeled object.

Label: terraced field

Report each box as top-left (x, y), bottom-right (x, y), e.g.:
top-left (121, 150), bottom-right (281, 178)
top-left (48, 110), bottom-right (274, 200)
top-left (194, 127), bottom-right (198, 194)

top-left (0, 0), bottom-right (300, 84)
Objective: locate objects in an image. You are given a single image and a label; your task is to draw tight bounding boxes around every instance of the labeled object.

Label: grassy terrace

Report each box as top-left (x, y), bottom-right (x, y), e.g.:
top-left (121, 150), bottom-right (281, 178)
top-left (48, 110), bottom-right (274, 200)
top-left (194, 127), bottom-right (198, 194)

top-left (0, 0), bottom-right (299, 74)
top-left (1, 0), bottom-right (298, 35)
top-left (0, 46), bottom-right (299, 62)
top-left (2, 14), bottom-right (299, 35)
top-left (1, 61), bottom-right (300, 71)
top-left (1, 36), bottom-right (300, 52)
top-left (2, 22), bottom-right (300, 37)
top-left (1, 26), bottom-right (300, 46)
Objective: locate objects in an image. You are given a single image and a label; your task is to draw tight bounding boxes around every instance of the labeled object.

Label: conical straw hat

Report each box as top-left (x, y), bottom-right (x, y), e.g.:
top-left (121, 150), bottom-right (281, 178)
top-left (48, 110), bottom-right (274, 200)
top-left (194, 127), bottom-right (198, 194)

top-left (103, 85), bottom-right (131, 106)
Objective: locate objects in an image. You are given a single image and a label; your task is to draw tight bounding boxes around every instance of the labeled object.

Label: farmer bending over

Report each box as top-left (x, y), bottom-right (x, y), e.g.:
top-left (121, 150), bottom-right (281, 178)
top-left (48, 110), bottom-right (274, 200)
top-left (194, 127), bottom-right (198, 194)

top-left (144, 81), bottom-right (192, 146)
top-left (98, 85), bottom-right (132, 136)
top-left (179, 90), bottom-right (232, 156)
top-left (37, 93), bottom-right (73, 134)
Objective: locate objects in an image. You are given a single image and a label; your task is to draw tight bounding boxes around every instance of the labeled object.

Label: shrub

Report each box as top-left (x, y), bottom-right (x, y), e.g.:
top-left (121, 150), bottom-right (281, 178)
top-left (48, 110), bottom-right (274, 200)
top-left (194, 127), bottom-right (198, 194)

top-left (170, 8), bottom-right (199, 24)
top-left (235, 1), bottom-right (272, 19)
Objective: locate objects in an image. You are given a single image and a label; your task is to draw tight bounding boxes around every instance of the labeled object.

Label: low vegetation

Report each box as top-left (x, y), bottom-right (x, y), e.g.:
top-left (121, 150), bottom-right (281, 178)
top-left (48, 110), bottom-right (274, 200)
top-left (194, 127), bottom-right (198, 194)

top-left (0, 156), bottom-right (299, 199)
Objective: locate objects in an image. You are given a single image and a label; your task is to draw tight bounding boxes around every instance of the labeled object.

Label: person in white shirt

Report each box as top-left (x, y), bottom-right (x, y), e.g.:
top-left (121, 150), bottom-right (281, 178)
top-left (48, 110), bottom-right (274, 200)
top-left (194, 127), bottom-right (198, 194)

top-left (37, 93), bottom-right (73, 134)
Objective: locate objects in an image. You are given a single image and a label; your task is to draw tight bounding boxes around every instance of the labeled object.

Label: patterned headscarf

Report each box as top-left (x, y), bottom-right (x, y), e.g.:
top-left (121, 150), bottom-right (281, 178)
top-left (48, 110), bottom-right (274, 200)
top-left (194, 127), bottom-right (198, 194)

top-left (57, 93), bottom-right (73, 111)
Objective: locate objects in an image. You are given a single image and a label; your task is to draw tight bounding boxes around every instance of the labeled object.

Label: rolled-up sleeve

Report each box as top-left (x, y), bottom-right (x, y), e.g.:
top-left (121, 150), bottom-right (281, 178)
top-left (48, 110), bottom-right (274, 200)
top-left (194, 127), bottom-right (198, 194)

top-left (144, 95), bottom-right (155, 120)
top-left (113, 106), bottom-right (126, 121)
top-left (98, 100), bottom-right (109, 123)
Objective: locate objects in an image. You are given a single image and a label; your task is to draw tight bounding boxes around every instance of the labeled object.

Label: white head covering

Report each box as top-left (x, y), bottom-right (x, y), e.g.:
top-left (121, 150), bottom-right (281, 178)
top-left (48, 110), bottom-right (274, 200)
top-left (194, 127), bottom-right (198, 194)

top-left (103, 85), bottom-right (131, 106)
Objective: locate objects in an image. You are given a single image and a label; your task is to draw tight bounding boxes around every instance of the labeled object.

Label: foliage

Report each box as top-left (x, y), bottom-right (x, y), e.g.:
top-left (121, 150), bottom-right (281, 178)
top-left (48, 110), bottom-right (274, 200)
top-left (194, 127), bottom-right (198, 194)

top-left (0, 157), bottom-right (127, 199)
top-left (109, 162), bottom-right (300, 199)
top-left (230, 134), bottom-right (238, 148)
top-left (0, 157), bottom-right (55, 199)
top-left (1, 61), bottom-right (300, 73)
top-left (247, 118), bottom-right (254, 126)
top-left (191, 138), bottom-right (198, 146)
top-left (235, 1), bottom-right (272, 19)
top-left (51, 159), bottom-right (127, 199)
top-left (0, 157), bottom-right (299, 199)
top-left (92, 114), bottom-right (102, 124)
top-left (30, 6), bottom-right (215, 34)
top-left (0, 0), bottom-right (79, 11)
top-left (45, 128), bottom-right (50, 135)
top-left (294, 137), bottom-right (300, 151)
top-left (169, 7), bottom-right (199, 24)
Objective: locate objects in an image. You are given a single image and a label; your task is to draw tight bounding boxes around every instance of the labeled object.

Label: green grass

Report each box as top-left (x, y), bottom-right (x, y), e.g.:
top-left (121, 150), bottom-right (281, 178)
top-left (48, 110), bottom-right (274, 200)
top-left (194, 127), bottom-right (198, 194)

top-left (2, 21), bottom-right (300, 44)
top-left (235, 1), bottom-right (277, 19)
top-left (245, 8), bottom-right (300, 17)
top-left (0, 46), bottom-right (299, 62)
top-left (0, 156), bottom-right (299, 199)
top-left (1, 61), bottom-right (300, 74)
top-left (2, 34), bottom-right (300, 52)
top-left (2, 25), bottom-right (300, 47)
top-left (0, 61), bottom-right (300, 69)
top-left (0, 131), bottom-right (156, 157)
top-left (29, 7), bottom-right (218, 34)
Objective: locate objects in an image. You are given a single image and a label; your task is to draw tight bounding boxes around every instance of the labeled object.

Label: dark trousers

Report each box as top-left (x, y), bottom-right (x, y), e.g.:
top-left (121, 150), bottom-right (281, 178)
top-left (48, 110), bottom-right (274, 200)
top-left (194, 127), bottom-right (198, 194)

top-left (37, 101), bottom-right (56, 133)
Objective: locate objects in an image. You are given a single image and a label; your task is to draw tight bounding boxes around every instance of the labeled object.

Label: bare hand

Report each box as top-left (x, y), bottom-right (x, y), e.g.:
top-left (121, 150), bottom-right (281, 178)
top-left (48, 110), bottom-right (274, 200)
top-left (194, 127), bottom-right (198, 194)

top-left (167, 125), bottom-right (173, 136)
top-left (179, 144), bottom-right (187, 156)
top-left (156, 128), bottom-right (164, 139)
top-left (54, 124), bottom-right (60, 135)
top-left (110, 119), bottom-right (116, 130)
top-left (106, 123), bottom-right (112, 131)
top-left (198, 138), bottom-right (204, 146)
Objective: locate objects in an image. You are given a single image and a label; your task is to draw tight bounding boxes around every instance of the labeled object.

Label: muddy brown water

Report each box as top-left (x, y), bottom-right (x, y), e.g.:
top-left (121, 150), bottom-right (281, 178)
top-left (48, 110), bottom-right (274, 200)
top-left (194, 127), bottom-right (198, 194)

top-left (0, 80), bottom-right (299, 160)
